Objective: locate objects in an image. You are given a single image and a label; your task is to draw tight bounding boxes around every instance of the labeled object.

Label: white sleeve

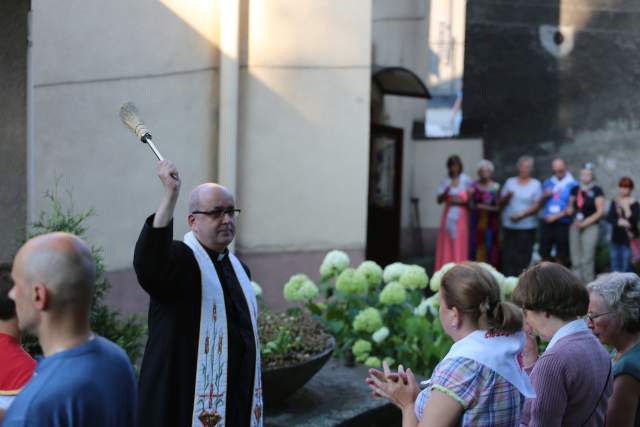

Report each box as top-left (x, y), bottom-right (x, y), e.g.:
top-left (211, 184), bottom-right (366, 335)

top-left (500, 178), bottom-right (512, 198)
top-left (437, 178), bottom-right (451, 196)
top-left (532, 180), bottom-right (543, 201)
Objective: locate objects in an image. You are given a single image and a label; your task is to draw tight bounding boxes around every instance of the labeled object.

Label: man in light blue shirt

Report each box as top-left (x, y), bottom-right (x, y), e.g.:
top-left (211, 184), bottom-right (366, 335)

top-left (540, 158), bottom-right (577, 266)
top-left (3, 232), bottom-right (137, 427)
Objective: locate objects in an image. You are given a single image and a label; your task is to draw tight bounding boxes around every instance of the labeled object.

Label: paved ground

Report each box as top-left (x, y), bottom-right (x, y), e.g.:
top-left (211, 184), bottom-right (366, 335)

top-left (265, 359), bottom-right (401, 427)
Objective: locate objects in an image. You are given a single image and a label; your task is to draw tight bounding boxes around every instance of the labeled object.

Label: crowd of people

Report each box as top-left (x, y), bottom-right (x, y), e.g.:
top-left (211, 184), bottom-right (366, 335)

top-left (1, 155), bottom-right (640, 427)
top-left (435, 155), bottom-right (639, 281)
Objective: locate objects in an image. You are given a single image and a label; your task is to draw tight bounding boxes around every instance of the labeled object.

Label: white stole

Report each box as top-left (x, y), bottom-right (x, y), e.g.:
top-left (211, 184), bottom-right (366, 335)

top-left (442, 330), bottom-right (536, 398)
top-left (184, 232), bottom-right (263, 427)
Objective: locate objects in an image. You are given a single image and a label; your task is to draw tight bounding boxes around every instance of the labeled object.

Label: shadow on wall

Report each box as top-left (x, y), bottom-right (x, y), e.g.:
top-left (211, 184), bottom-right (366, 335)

top-left (103, 0), bottom-right (368, 315)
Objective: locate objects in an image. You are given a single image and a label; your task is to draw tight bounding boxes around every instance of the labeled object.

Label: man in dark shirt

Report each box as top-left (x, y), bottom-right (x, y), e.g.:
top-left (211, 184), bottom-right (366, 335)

top-left (133, 160), bottom-right (261, 427)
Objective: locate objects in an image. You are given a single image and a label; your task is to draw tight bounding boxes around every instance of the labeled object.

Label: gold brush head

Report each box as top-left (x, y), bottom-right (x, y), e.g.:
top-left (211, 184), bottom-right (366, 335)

top-left (119, 102), bottom-right (150, 140)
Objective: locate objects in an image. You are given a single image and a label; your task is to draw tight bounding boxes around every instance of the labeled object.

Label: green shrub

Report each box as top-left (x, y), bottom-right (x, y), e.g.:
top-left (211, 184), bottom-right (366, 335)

top-left (21, 184), bottom-right (146, 365)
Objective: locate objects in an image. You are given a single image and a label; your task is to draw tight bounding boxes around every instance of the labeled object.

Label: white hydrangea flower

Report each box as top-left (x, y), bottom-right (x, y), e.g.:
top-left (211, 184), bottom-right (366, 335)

top-left (425, 293), bottom-right (440, 316)
top-left (413, 299), bottom-right (428, 316)
top-left (478, 262), bottom-right (505, 288)
top-left (399, 265), bottom-right (429, 290)
top-left (414, 294), bottom-right (439, 317)
top-left (429, 263), bottom-right (455, 292)
top-left (251, 281), bottom-right (263, 298)
top-left (372, 326), bottom-right (390, 344)
top-left (356, 260), bottom-right (383, 286)
top-left (320, 250), bottom-right (350, 279)
top-left (503, 276), bottom-right (519, 296)
top-left (382, 262), bottom-right (408, 284)
top-left (283, 274), bottom-right (319, 302)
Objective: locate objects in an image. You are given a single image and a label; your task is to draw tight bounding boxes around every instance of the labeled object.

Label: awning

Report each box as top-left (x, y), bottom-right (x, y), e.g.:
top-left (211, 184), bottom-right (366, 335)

top-left (371, 66), bottom-right (431, 99)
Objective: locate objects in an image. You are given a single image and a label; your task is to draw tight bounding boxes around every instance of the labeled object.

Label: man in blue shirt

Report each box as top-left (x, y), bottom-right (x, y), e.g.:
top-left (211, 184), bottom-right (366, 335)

top-left (540, 158), bottom-right (577, 266)
top-left (3, 232), bottom-right (137, 427)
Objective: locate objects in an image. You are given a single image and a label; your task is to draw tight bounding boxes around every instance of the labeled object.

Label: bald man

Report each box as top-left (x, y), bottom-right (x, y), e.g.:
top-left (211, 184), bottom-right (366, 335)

top-left (133, 161), bottom-right (262, 427)
top-left (3, 232), bottom-right (137, 427)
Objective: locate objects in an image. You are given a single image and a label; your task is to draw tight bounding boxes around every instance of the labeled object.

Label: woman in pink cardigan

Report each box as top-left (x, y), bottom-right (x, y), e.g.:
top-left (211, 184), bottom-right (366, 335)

top-left (512, 262), bottom-right (613, 427)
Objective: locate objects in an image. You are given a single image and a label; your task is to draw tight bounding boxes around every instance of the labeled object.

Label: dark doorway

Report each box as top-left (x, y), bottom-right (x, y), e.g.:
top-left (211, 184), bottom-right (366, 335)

top-left (366, 125), bottom-right (403, 267)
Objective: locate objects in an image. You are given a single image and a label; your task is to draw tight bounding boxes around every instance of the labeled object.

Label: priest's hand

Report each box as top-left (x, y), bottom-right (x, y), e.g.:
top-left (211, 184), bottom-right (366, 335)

top-left (153, 160), bottom-right (181, 228)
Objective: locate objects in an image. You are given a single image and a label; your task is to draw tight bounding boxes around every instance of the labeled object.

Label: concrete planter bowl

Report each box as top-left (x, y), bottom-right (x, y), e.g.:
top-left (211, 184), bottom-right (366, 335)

top-left (262, 336), bottom-right (335, 406)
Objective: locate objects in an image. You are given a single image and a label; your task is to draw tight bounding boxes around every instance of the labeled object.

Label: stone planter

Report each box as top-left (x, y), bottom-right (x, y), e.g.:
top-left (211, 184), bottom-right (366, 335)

top-left (262, 336), bottom-right (335, 406)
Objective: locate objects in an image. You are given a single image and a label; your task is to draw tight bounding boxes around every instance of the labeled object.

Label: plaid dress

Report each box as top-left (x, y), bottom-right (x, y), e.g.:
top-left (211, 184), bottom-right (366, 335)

top-left (415, 357), bottom-right (522, 426)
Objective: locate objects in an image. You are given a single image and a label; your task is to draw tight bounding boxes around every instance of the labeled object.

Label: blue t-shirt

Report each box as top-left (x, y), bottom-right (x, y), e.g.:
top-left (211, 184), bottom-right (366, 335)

top-left (542, 174), bottom-right (577, 224)
top-left (3, 336), bottom-right (137, 427)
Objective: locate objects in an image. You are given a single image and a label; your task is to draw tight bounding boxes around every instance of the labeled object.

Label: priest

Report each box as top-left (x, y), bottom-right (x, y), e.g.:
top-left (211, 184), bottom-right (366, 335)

top-left (133, 160), bottom-right (262, 427)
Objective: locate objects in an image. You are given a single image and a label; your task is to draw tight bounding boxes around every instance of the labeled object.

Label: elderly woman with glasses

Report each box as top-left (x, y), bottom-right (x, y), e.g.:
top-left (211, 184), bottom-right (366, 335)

top-left (587, 273), bottom-right (640, 427)
top-left (513, 262), bottom-right (612, 426)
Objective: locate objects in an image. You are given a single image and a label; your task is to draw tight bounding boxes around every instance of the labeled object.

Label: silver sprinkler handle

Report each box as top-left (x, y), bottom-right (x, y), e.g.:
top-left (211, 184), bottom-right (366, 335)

top-left (141, 134), bottom-right (164, 161)
top-left (142, 134), bottom-right (178, 180)
top-left (146, 139), bottom-right (165, 162)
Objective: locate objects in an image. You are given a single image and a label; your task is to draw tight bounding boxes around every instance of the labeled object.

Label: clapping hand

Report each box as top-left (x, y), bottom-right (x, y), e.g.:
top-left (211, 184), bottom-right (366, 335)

top-left (510, 212), bottom-right (523, 222)
top-left (366, 361), bottom-right (419, 410)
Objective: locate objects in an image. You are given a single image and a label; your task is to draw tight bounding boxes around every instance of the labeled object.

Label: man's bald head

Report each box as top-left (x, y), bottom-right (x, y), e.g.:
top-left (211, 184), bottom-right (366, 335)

top-left (187, 183), bottom-right (237, 251)
top-left (15, 232), bottom-right (95, 311)
top-left (188, 183), bottom-right (234, 213)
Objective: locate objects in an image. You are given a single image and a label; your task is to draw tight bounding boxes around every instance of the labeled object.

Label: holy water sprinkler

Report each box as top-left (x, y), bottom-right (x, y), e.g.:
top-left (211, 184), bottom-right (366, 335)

top-left (119, 102), bottom-right (165, 161)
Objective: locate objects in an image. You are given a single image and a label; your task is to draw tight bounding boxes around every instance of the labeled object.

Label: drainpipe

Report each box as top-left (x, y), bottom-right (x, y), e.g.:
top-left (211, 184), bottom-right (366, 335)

top-left (218, 0), bottom-right (240, 250)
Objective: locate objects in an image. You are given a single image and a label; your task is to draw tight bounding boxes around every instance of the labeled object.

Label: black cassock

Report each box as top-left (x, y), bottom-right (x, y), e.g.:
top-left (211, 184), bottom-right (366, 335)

top-left (133, 215), bottom-right (256, 427)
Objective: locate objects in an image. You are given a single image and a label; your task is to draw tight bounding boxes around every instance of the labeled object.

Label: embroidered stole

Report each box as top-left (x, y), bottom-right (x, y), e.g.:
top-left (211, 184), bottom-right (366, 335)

top-left (184, 232), bottom-right (263, 427)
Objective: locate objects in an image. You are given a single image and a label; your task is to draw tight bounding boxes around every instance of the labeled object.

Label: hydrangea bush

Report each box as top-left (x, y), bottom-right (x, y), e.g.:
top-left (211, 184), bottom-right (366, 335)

top-left (282, 251), bottom-right (523, 375)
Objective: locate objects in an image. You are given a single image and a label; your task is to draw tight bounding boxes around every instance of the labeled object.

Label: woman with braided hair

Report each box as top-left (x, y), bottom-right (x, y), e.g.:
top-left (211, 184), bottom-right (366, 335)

top-left (367, 262), bottom-right (534, 426)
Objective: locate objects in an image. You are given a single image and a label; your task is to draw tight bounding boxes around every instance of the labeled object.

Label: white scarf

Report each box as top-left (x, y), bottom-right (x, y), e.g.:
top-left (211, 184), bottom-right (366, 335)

top-left (442, 330), bottom-right (536, 398)
top-left (184, 232), bottom-right (263, 427)
top-left (549, 172), bottom-right (575, 192)
top-left (546, 319), bottom-right (589, 351)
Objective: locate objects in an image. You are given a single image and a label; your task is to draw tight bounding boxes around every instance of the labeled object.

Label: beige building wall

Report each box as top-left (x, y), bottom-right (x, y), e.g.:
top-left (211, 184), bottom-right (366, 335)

top-left (236, 0), bottom-right (372, 309)
top-left (21, 0), bottom-right (372, 313)
top-left (372, 0), bottom-right (430, 249)
top-left (427, 0), bottom-right (466, 95)
top-left (29, 0), bottom-right (221, 271)
top-left (28, 0), bottom-right (222, 312)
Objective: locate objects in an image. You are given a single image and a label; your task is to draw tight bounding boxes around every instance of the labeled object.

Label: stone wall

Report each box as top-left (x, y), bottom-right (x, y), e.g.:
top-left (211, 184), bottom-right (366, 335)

top-left (464, 0), bottom-right (640, 195)
top-left (0, 1), bottom-right (28, 263)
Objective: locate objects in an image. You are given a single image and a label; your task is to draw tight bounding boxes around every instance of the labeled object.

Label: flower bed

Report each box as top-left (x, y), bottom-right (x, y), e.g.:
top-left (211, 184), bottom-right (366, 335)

top-left (281, 252), bottom-right (520, 375)
top-left (259, 310), bottom-right (331, 369)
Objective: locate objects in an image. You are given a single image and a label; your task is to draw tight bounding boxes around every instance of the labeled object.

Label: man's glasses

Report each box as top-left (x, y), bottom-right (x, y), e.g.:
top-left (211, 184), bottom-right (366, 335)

top-left (584, 311), bottom-right (611, 323)
top-left (191, 208), bottom-right (241, 219)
